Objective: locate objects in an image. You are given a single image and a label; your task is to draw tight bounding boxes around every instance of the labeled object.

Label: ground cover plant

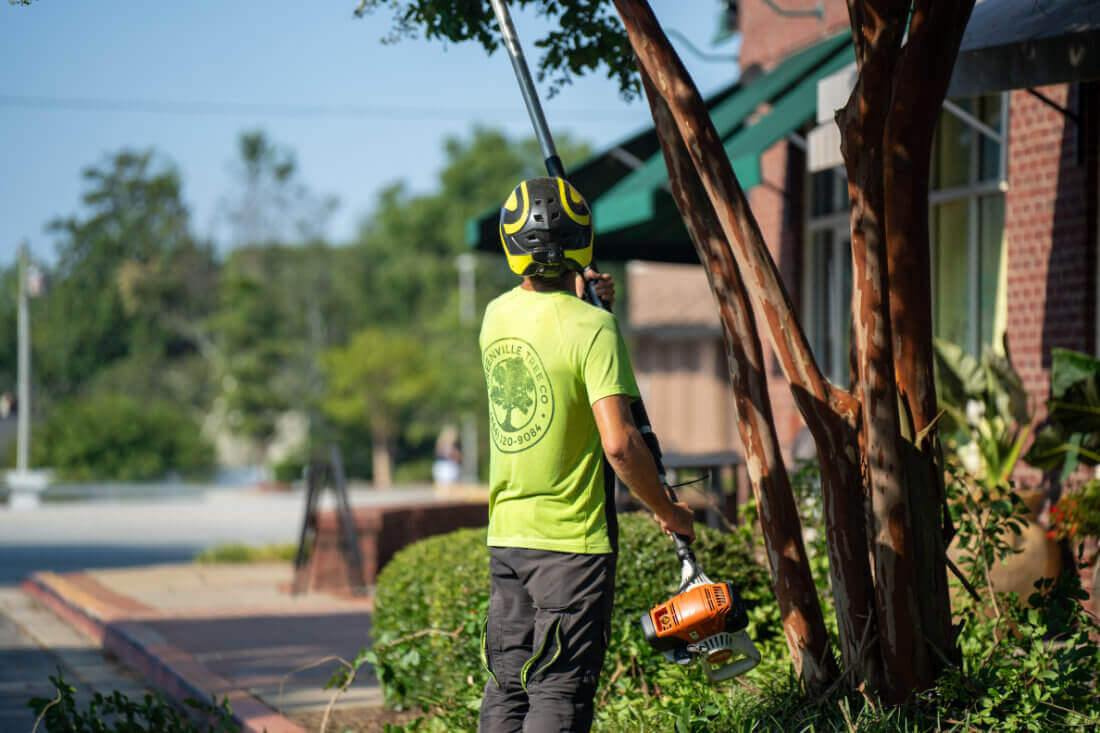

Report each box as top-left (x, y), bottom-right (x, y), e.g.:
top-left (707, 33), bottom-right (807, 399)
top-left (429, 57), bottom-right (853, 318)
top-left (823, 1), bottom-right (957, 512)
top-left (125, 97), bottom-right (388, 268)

top-left (28, 670), bottom-right (236, 733)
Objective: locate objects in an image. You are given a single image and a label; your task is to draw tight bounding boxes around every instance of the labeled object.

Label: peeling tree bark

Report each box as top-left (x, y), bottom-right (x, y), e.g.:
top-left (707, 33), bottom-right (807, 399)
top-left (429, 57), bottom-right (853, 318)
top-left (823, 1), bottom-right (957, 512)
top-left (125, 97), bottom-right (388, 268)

top-left (882, 0), bottom-right (976, 674)
top-left (613, 0), bottom-right (878, 690)
top-left (640, 66), bottom-right (838, 687)
top-left (839, 0), bottom-right (927, 700)
top-left (838, 0), bottom-right (980, 700)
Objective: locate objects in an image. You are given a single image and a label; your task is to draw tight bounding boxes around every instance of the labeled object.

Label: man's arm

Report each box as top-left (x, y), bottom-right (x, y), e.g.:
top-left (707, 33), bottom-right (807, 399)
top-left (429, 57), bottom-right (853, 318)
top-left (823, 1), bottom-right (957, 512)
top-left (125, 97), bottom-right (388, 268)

top-left (592, 394), bottom-right (695, 540)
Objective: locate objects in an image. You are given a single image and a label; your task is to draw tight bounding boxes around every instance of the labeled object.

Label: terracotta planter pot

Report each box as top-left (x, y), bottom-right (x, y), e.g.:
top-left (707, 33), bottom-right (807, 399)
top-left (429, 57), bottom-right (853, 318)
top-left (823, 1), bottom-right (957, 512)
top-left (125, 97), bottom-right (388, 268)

top-left (1074, 537), bottom-right (1099, 619)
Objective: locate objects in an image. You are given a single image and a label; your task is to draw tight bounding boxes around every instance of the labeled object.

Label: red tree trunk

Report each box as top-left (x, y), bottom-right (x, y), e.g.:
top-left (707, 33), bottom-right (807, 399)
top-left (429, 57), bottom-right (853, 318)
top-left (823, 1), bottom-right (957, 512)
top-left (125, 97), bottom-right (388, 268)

top-left (613, 0), bottom-right (878, 689)
top-left (883, 0), bottom-right (977, 672)
top-left (640, 65), bottom-right (838, 686)
top-left (839, 0), bottom-right (974, 699)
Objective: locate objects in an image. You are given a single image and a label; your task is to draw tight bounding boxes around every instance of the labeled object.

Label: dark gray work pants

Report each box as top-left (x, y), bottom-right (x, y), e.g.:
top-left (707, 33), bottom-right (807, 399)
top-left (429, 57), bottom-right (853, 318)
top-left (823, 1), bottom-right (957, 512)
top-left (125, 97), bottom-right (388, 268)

top-left (479, 548), bottom-right (616, 733)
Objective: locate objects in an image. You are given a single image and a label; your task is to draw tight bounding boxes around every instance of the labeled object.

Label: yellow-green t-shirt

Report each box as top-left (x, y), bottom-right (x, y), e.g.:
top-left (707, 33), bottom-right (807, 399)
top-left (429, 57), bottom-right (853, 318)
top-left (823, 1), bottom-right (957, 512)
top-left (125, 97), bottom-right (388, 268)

top-left (479, 286), bottom-right (640, 554)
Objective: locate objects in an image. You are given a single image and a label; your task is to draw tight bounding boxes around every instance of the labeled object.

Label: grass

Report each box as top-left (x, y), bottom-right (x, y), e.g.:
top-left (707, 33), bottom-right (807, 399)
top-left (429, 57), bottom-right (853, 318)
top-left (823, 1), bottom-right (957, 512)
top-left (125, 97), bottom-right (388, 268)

top-left (193, 542), bottom-right (298, 564)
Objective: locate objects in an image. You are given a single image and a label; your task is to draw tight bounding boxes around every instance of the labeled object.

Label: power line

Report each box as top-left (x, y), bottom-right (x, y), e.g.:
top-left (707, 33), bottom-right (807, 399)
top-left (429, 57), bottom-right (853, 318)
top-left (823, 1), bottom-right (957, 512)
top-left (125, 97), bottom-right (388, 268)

top-left (0, 93), bottom-right (642, 122)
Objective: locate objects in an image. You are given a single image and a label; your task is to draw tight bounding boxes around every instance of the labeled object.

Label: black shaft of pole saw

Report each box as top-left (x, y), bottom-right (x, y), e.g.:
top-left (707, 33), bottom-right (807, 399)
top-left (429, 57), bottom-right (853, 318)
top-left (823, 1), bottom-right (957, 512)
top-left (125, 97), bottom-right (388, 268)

top-left (487, 0), bottom-right (608, 307)
top-left (488, 0), bottom-right (692, 557)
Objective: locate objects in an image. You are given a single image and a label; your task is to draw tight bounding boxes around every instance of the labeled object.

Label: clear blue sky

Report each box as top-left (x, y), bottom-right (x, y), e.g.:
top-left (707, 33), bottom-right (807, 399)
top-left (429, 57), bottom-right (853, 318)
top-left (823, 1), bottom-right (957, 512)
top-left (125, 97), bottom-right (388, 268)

top-left (1, 1), bottom-right (740, 265)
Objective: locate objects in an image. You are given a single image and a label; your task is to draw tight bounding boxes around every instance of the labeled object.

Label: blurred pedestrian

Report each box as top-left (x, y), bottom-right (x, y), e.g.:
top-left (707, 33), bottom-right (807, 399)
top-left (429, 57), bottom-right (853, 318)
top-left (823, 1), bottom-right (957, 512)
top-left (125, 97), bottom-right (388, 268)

top-left (433, 425), bottom-right (462, 486)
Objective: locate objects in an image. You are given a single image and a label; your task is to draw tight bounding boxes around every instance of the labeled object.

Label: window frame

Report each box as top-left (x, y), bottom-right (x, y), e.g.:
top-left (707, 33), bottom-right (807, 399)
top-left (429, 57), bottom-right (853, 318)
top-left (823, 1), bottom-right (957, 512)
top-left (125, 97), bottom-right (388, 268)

top-left (803, 169), bottom-right (851, 386)
top-left (929, 92), bottom-right (1010, 356)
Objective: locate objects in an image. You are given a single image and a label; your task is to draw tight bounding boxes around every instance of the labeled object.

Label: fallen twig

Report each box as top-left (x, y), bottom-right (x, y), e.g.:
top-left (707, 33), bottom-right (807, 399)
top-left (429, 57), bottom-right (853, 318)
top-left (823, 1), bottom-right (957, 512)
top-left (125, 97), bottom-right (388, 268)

top-left (320, 661), bottom-right (358, 733)
top-left (374, 624), bottom-right (464, 649)
top-left (277, 655), bottom-right (354, 715)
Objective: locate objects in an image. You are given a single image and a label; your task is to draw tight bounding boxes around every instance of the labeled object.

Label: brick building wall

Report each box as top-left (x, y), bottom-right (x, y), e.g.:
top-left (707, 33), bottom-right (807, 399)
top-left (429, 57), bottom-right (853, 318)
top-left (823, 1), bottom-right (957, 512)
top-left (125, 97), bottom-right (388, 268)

top-left (732, 3), bottom-right (848, 454)
top-left (737, 0), bottom-right (850, 71)
top-left (1005, 84), bottom-right (1097, 403)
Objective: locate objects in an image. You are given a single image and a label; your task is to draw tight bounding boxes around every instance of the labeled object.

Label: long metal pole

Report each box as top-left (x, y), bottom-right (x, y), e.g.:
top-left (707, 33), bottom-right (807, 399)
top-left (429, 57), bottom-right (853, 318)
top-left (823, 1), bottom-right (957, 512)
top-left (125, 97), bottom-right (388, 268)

top-left (487, 0), bottom-right (606, 308)
top-left (16, 242), bottom-right (30, 473)
top-left (488, 0), bottom-right (564, 179)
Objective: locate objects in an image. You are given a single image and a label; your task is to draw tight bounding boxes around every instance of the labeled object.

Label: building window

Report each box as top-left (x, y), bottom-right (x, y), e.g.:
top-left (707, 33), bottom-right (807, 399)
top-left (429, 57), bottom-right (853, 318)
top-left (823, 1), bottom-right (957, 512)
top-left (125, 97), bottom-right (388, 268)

top-left (930, 93), bottom-right (1009, 356)
top-left (803, 94), bottom-right (1008, 382)
top-left (804, 167), bottom-right (851, 385)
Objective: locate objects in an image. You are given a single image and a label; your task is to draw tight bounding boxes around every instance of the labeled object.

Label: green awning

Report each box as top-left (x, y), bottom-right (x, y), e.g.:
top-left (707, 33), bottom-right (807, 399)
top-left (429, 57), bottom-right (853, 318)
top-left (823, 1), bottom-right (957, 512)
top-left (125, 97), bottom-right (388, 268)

top-left (463, 82), bottom-right (745, 254)
top-left (726, 47), bottom-right (855, 188)
top-left (467, 31), bottom-right (852, 263)
top-left (592, 34), bottom-right (853, 236)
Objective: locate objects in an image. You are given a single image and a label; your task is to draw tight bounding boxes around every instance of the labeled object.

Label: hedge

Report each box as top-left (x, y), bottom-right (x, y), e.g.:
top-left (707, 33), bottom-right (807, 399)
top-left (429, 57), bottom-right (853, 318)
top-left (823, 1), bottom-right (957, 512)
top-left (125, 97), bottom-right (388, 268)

top-left (369, 512), bottom-right (778, 730)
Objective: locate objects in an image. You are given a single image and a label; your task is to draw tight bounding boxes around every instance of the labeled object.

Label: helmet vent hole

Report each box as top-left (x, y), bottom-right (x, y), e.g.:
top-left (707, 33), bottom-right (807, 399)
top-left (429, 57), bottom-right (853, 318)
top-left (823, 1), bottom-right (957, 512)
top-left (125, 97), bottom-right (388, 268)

top-left (551, 212), bottom-right (560, 221)
top-left (533, 214), bottom-right (544, 222)
top-left (534, 199), bottom-right (542, 205)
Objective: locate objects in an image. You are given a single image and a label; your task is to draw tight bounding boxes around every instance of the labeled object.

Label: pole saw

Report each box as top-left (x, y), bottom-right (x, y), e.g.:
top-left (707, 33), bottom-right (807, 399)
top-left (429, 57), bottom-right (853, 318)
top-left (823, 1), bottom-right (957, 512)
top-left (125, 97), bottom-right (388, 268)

top-left (487, 0), bottom-right (760, 683)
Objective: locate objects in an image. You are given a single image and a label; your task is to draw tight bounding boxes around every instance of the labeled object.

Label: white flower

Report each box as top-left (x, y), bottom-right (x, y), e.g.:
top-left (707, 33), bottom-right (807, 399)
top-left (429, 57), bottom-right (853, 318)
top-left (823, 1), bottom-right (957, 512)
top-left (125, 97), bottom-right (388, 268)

top-left (965, 399), bottom-right (986, 427)
top-left (959, 441), bottom-right (983, 478)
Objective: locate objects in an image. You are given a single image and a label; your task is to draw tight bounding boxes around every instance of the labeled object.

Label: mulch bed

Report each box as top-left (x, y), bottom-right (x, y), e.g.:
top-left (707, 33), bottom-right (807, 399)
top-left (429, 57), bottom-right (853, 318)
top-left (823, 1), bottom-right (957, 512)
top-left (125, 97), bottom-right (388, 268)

top-left (289, 705), bottom-right (424, 732)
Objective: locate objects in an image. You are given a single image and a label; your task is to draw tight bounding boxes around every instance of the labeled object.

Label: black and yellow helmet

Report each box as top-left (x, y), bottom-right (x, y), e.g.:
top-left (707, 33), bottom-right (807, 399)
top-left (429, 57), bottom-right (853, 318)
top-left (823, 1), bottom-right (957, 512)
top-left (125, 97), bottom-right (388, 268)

top-left (499, 177), bottom-right (594, 278)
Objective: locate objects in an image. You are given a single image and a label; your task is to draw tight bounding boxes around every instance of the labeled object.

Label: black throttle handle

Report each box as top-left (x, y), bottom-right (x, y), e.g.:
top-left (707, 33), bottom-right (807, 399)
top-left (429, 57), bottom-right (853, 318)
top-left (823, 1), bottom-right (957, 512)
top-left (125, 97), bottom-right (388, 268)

top-left (630, 400), bottom-right (696, 556)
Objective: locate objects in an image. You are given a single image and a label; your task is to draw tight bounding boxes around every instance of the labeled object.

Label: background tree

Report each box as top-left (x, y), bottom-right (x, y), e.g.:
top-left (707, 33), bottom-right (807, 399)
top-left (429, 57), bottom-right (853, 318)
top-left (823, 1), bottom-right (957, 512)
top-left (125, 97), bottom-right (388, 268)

top-left (220, 130), bottom-right (338, 249)
top-left (360, 0), bottom-right (977, 702)
top-left (35, 150), bottom-right (201, 397)
top-left (3, 149), bottom-right (218, 477)
top-left (0, 264), bottom-right (18, 393)
top-left (322, 327), bottom-right (445, 486)
top-left (207, 132), bottom-right (345, 460)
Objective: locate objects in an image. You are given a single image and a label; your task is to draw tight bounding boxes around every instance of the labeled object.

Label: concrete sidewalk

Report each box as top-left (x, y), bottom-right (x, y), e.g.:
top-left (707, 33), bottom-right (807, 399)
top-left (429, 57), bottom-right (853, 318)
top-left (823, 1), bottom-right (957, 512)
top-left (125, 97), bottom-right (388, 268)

top-left (22, 563), bottom-right (379, 733)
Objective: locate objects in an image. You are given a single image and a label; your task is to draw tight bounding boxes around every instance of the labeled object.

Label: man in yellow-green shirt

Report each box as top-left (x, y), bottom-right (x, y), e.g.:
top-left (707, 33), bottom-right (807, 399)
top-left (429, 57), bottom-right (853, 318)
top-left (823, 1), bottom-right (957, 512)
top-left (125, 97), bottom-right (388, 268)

top-left (478, 177), bottom-right (694, 733)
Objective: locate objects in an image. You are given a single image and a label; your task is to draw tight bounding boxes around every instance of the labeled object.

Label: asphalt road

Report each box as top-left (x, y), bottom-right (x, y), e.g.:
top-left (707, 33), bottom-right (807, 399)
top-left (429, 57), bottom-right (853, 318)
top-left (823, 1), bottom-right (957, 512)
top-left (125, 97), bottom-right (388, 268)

top-left (0, 485), bottom-right (437, 585)
top-left (0, 607), bottom-right (69, 732)
top-left (0, 484), bottom-right (439, 728)
top-left (0, 587), bottom-right (149, 732)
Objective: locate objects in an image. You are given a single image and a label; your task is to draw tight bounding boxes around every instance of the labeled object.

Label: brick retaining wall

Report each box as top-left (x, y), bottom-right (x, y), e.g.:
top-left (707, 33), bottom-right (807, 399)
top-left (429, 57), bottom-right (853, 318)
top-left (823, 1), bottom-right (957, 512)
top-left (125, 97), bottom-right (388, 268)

top-left (296, 501), bottom-right (488, 594)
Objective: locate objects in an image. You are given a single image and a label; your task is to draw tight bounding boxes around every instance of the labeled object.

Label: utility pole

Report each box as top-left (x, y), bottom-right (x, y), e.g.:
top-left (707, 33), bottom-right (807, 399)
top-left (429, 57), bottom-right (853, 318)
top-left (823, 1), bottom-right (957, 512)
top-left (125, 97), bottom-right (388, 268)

top-left (7, 241), bottom-right (49, 508)
top-left (16, 242), bottom-right (30, 474)
top-left (456, 253), bottom-right (478, 483)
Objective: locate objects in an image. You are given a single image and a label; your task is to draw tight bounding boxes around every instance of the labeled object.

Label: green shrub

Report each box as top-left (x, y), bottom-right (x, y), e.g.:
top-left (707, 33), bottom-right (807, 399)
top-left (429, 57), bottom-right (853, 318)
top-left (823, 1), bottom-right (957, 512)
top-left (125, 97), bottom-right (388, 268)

top-left (367, 513), bottom-right (777, 731)
top-left (21, 392), bottom-right (214, 481)
top-left (932, 572), bottom-right (1100, 731)
top-left (365, 457), bottom-right (1100, 732)
top-left (271, 450), bottom-right (308, 483)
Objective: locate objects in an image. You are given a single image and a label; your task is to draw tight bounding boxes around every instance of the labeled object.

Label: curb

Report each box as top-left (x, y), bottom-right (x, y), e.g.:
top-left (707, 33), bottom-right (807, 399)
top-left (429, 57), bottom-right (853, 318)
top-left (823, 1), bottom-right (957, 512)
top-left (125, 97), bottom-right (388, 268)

top-left (23, 571), bottom-right (306, 733)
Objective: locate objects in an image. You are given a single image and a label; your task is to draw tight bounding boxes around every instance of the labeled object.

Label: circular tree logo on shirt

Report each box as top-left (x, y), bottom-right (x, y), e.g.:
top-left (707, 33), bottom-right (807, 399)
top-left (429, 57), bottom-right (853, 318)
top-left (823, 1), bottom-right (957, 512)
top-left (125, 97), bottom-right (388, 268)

top-left (484, 337), bottom-right (554, 453)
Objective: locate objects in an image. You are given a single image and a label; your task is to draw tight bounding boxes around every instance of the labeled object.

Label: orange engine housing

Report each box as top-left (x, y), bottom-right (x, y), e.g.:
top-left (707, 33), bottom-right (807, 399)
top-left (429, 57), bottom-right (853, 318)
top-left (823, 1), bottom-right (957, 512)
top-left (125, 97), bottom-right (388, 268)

top-left (641, 582), bottom-right (748, 651)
